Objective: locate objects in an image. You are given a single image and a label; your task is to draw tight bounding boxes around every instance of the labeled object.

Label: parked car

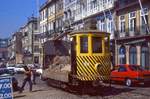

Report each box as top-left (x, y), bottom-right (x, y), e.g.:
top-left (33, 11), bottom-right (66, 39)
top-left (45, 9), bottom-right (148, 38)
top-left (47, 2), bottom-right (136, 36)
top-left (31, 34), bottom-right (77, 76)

top-left (111, 64), bottom-right (150, 87)
top-left (15, 64), bottom-right (25, 73)
top-left (6, 64), bottom-right (16, 73)
top-left (0, 68), bottom-right (20, 91)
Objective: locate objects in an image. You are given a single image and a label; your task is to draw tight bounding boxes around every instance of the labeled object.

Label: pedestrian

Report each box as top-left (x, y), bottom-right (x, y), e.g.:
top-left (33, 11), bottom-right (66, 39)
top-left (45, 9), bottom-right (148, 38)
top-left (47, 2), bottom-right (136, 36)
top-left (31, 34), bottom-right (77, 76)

top-left (31, 66), bottom-right (37, 85)
top-left (19, 65), bottom-right (32, 93)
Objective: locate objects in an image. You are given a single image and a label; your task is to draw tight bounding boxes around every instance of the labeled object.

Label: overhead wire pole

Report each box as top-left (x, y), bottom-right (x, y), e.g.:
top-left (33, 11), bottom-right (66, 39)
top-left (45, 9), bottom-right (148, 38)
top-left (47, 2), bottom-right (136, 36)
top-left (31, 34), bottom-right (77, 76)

top-left (138, 0), bottom-right (150, 33)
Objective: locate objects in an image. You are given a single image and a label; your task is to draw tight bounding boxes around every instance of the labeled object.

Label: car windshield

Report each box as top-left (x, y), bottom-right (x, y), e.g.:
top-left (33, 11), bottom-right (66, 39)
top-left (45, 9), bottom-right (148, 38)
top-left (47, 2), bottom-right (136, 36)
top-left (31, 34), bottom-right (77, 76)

top-left (129, 65), bottom-right (143, 71)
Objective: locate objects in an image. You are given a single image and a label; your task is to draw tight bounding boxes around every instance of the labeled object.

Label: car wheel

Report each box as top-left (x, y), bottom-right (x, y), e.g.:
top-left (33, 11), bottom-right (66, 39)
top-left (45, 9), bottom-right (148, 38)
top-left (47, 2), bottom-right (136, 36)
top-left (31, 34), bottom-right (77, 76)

top-left (125, 79), bottom-right (132, 87)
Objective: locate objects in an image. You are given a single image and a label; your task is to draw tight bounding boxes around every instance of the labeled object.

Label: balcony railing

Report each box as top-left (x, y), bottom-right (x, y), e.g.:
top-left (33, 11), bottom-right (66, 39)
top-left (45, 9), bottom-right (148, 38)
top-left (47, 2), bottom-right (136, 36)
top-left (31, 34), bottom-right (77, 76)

top-left (116, 26), bottom-right (150, 38)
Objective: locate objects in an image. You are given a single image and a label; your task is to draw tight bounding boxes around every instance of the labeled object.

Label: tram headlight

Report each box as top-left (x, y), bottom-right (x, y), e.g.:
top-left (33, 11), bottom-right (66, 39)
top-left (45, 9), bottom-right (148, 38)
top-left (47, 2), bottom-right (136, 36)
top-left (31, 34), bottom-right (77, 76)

top-left (95, 63), bottom-right (103, 73)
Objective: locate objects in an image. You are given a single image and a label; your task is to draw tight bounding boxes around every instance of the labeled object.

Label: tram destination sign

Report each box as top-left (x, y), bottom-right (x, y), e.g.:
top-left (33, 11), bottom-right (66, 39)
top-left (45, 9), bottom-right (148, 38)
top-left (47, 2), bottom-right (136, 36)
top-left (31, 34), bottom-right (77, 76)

top-left (0, 77), bottom-right (13, 99)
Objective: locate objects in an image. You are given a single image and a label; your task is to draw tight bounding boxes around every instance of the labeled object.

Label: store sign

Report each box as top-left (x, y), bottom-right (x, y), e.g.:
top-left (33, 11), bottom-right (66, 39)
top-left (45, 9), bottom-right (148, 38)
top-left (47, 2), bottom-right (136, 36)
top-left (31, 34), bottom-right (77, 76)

top-left (0, 77), bottom-right (13, 99)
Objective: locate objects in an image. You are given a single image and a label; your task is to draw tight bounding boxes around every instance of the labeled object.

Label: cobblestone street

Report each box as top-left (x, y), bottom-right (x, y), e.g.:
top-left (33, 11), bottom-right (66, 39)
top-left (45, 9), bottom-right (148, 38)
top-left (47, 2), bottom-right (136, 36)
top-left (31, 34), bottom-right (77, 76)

top-left (13, 74), bottom-right (150, 99)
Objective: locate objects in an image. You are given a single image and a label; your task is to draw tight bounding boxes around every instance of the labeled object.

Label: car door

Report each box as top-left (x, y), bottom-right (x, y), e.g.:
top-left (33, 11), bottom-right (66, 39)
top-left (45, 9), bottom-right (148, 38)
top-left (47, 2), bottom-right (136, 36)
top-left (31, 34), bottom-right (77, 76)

top-left (117, 66), bottom-right (128, 81)
top-left (112, 65), bottom-right (127, 81)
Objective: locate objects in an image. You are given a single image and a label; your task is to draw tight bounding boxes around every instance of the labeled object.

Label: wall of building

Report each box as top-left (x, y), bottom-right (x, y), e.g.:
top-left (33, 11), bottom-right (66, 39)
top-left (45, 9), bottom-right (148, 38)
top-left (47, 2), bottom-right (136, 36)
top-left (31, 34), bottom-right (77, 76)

top-left (116, 0), bottom-right (150, 70)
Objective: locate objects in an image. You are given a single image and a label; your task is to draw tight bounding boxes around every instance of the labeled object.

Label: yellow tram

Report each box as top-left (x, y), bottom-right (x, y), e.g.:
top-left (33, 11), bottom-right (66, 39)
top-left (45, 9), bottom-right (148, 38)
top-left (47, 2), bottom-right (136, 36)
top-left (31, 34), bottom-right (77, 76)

top-left (42, 30), bottom-right (111, 87)
top-left (70, 30), bottom-right (111, 82)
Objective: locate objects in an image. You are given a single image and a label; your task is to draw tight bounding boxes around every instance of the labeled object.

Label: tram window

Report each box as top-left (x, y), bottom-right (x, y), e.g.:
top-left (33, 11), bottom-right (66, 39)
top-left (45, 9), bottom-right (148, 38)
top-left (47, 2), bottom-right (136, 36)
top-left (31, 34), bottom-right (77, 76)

top-left (80, 36), bottom-right (88, 53)
top-left (92, 37), bottom-right (102, 53)
top-left (105, 36), bottom-right (110, 52)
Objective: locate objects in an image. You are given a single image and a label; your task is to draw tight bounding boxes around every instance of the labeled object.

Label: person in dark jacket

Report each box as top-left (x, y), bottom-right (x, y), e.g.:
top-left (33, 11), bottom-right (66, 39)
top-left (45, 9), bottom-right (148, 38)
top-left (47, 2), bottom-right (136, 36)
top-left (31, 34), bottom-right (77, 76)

top-left (19, 65), bottom-right (32, 93)
top-left (31, 67), bottom-right (37, 85)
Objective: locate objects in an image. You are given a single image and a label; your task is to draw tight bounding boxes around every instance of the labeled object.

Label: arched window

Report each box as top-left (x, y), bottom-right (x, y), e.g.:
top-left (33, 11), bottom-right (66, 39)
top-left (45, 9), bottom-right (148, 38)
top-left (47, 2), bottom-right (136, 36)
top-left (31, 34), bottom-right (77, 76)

top-left (119, 45), bottom-right (126, 64)
top-left (141, 46), bottom-right (149, 70)
top-left (129, 46), bottom-right (137, 64)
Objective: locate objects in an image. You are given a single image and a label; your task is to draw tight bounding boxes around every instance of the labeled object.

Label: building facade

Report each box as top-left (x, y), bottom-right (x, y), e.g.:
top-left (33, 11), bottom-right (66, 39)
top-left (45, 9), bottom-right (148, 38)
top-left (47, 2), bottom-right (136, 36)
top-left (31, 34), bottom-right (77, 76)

top-left (115, 0), bottom-right (150, 70)
top-left (0, 38), bottom-right (9, 62)
top-left (40, 0), bottom-right (64, 42)
top-left (7, 32), bottom-right (23, 64)
top-left (64, 0), bottom-right (116, 39)
top-left (21, 17), bottom-right (42, 65)
top-left (7, 35), bottom-right (16, 64)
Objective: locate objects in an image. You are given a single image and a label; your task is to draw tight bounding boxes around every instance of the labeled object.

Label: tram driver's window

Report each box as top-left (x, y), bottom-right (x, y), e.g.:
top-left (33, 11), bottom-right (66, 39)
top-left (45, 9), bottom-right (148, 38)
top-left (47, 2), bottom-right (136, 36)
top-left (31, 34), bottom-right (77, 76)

top-left (80, 36), bottom-right (88, 53)
top-left (92, 37), bottom-right (102, 53)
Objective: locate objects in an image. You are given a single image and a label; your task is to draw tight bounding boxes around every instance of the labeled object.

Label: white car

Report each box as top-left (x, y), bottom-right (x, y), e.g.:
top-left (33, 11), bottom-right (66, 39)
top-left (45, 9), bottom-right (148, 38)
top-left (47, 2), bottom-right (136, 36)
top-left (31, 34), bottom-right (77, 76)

top-left (6, 64), bottom-right (16, 73)
top-left (15, 64), bottom-right (25, 73)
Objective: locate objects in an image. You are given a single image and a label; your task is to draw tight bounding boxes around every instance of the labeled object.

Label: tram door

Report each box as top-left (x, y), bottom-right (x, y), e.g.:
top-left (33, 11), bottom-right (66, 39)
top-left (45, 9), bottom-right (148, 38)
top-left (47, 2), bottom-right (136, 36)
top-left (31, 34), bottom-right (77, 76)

top-left (71, 36), bottom-right (77, 75)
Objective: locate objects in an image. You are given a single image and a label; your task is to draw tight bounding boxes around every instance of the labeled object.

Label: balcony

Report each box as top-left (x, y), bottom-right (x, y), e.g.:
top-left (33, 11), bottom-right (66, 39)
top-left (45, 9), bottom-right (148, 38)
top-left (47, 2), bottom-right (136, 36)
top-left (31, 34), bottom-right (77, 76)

top-left (116, 25), bottom-right (150, 39)
top-left (116, 0), bottom-right (148, 11)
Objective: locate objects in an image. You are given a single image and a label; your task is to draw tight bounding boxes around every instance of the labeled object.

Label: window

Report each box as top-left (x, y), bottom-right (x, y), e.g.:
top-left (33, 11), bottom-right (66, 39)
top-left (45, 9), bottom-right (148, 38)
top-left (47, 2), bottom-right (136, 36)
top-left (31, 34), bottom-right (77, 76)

top-left (34, 56), bottom-right (39, 64)
top-left (90, 0), bottom-right (97, 9)
top-left (92, 37), bottom-right (102, 53)
top-left (34, 46), bottom-right (40, 52)
top-left (129, 12), bottom-right (136, 34)
top-left (34, 35), bottom-right (39, 41)
top-left (118, 66), bottom-right (127, 72)
top-left (34, 22), bottom-right (38, 30)
top-left (140, 8), bottom-right (149, 34)
top-left (80, 36), bottom-right (88, 53)
top-left (141, 46), bottom-right (149, 70)
top-left (107, 17), bottom-right (113, 33)
top-left (119, 15), bottom-right (125, 33)
top-left (98, 18), bottom-right (106, 32)
top-left (119, 46), bottom-right (126, 64)
top-left (129, 46), bottom-right (137, 64)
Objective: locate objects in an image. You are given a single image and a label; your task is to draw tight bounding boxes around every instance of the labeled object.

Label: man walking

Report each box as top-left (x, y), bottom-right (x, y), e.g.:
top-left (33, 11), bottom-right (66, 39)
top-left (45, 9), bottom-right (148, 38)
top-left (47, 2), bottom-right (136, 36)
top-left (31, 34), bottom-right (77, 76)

top-left (19, 65), bottom-right (32, 93)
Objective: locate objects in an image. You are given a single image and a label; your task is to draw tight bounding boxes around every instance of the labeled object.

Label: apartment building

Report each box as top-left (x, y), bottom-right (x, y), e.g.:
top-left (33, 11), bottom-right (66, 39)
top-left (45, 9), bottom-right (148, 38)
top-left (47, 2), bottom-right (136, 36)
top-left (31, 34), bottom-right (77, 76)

top-left (7, 32), bottom-right (23, 64)
top-left (0, 38), bottom-right (9, 62)
top-left (40, 0), bottom-right (64, 42)
top-left (115, 0), bottom-right (150, 70)
top-left (64, 0), bottom-right (116, 39)
top-left (21, 17), bottom-right (41, 65)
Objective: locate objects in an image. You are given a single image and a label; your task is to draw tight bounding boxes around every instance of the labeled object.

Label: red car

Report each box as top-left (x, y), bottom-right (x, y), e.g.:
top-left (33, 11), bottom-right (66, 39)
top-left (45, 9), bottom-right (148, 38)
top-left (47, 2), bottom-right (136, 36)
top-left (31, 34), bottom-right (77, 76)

top-left (111, 64), bottom-right (150, 87)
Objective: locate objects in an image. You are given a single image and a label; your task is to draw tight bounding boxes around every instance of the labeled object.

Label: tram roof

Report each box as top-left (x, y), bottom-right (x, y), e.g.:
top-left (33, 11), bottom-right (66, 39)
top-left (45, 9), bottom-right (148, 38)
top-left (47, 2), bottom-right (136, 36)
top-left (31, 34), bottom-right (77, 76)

top-left (70, 30), bottom-right (110, 36)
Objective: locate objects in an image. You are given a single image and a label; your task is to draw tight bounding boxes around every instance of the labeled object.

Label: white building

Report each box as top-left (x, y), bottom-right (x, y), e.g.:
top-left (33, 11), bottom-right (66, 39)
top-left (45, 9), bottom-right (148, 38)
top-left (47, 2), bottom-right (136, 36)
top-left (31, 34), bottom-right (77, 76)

top-left (64, 0), bottom-right (116, 39)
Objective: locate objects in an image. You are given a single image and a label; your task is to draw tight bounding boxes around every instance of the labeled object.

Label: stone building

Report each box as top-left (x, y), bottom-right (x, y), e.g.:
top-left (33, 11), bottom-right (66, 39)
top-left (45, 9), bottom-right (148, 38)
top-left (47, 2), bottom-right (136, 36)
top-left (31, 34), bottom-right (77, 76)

top-left (64, 0), bottom-right (116, 39)
top-left (39, 0), bottom-right (64, 42)
top-left (7, 32), bottom-right (23, 64)
top-left (21, 17), bottom-right (42, 65)
top-left (0, 38), bottom-right (9, 62)
top-left (115, 0), bottom-right (150, 70)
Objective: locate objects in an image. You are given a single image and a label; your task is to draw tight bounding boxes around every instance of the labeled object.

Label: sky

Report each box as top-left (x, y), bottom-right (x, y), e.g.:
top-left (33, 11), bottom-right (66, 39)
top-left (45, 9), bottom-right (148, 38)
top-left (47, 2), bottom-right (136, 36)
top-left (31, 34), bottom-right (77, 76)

top-left (0, 0), bottom-right (46, 38)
